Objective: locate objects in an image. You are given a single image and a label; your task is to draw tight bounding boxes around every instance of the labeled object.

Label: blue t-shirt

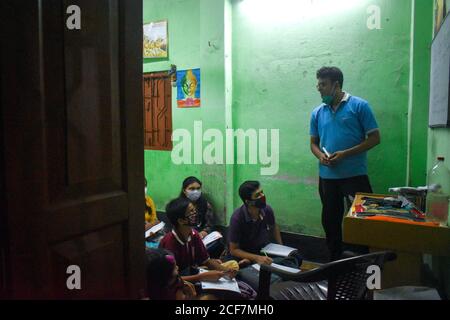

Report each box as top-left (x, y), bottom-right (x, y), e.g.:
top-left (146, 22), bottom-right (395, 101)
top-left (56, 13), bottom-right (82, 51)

top-left (310, 94), bottom-right (379, 179)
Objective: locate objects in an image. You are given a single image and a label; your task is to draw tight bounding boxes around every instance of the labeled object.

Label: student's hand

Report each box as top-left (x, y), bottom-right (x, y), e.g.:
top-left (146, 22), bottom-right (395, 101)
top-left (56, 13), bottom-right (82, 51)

top-left (255, 256), bottom-right (273, 265)
top-left (199, 231), bottom-right (208, 239)
top-left (319, 153), bottom-right (331, 166)
top-left (223, 269), bottom-right (237, 279)
top-left (200, 271), bottom-right (225, 282)
top-left (238, 259), bottom-right (252, 268)
top-left (329, 151), bottom-right (347, 164)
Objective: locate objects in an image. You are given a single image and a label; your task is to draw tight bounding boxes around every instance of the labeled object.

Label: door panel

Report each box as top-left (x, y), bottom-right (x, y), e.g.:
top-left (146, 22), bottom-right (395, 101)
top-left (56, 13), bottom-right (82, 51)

top-left (50, 225), bottom-right (125, 299)
top-left (1, 0), bottom-right (144, 299)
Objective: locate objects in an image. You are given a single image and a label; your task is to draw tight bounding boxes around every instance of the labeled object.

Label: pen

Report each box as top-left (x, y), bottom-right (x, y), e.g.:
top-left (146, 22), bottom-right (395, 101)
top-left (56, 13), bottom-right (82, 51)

top-left (322, 147), bottom-right (331, 158)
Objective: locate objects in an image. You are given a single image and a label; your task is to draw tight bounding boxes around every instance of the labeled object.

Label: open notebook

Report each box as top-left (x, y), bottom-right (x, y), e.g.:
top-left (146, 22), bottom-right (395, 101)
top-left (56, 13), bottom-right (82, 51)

top-left (145, 221), bottom-right (165, 239)
top-left (198, 269), bottom-right (241, 293)
top-left (202, 231), bottom-right (223, 246)
top-left (260, 243), bottom-right (298, 258)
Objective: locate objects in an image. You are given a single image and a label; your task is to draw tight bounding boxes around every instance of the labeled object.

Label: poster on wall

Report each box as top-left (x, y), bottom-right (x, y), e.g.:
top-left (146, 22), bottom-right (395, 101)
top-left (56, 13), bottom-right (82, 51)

top-left (143, 20), bottom-right (168, 58)
top-left (177, 69), bottom-right (201, 108)
top-left (435, 0), bottom-right (447, 36)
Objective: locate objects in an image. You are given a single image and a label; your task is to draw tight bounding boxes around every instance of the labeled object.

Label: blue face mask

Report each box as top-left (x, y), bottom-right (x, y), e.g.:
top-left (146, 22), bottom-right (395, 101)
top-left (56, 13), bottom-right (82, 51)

top-left (322, 84), bottom-right (336, 105)
top-left (186, 190), bottom-right (201, 202)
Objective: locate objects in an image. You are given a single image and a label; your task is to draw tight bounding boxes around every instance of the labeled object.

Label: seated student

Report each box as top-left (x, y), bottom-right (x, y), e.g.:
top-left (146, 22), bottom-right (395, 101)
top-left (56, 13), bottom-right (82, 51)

top-left (227, 181), bottom-right (302, 291)
top-left (228, 180), bottom-right (284, 265)
top-left (145, 248), bottom-right (196, 300)
top-left (145, 177), bottom-right (160, 232)
top-left (179, 176), bottom-right (225, 258)
top-left (159, 197), bottom-right (236, 283)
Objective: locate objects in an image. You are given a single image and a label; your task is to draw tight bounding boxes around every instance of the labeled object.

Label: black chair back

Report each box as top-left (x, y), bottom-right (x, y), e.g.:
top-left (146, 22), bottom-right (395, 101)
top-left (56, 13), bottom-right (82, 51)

top-left (258, 251), bottom-right (397, 300)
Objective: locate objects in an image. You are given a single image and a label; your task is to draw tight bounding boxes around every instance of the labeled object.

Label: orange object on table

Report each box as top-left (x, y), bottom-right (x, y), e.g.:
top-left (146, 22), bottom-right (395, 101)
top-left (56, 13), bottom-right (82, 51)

top-left (364, 215), bottom-right (440, 227)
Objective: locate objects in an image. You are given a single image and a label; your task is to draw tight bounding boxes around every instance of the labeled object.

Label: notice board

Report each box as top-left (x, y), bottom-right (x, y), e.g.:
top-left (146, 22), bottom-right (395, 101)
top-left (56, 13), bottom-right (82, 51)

top-left (429, 13), bottom-right (450, 128)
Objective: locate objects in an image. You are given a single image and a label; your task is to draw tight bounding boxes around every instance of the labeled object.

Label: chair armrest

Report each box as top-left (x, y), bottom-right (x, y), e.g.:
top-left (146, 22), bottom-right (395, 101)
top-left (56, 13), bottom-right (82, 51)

top-left (260, 264), bottom-right (327, 282)
top-left (257, 264), bottom-right (327, 300)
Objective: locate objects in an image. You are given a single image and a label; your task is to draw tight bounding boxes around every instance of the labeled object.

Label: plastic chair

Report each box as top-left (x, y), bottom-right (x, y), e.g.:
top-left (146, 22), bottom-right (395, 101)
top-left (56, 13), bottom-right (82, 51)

top-left (257, 251), bottom-right (397, 300)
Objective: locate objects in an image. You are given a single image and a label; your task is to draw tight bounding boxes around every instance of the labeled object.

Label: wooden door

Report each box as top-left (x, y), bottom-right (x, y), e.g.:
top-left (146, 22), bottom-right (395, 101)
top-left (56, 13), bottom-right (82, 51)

top-left (0, 0), bottom-right (144, 299)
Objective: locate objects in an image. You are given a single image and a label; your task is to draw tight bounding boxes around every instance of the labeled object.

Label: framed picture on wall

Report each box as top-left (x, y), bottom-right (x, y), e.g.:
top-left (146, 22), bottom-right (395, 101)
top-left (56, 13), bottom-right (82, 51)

top-left (177, 69), bottom-right (201, 108)
top-left (143, 20), bottom-right (168, 58)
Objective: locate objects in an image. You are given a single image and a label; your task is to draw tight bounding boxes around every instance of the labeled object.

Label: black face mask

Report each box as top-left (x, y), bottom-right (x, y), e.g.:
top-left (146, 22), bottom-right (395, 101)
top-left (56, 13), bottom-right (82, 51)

top-left (248, 195), bottom-right (267, 209)
top-left (184, 212), bottom-right (200, 227)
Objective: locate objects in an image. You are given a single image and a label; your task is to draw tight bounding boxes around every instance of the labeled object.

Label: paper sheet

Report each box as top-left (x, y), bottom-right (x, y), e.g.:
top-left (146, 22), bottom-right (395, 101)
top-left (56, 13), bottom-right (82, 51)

top-left (202, 231), bottom-right (223, 246)
top-left (145, 221), bottom-right (165, 239)
top-left (199, 269), bottom-right (241, 293)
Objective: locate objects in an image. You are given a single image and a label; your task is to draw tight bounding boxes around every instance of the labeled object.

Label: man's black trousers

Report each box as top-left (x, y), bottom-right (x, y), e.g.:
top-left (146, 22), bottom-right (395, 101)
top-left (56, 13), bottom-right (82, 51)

top-left (319, 175), bottom-right (373, 261)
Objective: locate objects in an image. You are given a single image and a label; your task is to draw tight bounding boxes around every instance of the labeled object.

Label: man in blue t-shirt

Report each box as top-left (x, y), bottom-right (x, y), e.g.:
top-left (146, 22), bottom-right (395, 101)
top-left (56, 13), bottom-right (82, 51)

top-left (310, 67), bottom-right (381, 261)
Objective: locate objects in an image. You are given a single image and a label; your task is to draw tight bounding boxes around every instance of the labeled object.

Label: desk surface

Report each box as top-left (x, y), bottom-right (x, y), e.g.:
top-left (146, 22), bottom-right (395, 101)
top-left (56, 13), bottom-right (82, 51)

top-left (344, 193), bottom-right (450, 256)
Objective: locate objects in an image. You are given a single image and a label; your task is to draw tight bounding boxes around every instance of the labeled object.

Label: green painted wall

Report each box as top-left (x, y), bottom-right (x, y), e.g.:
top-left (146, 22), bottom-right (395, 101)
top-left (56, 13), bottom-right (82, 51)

top-left (409, 0), bottom-right (432, 187)
top-left (232, 0), bottom-right (417, 236)
top-left (143, 0), bottom-right (429, 238)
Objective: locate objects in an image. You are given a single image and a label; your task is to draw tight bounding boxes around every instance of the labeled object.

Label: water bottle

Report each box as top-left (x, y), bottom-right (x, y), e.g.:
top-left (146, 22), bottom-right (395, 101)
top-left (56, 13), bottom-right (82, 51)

top-left (425, 157), bottom-right (450, 226)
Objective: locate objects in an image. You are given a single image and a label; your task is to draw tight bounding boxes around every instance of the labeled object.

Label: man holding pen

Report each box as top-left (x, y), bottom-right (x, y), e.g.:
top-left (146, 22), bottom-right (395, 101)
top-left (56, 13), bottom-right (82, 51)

top-left (228, 181), bottom-right (282, 266)
top-left (310, 67), bottom-right (381, 261)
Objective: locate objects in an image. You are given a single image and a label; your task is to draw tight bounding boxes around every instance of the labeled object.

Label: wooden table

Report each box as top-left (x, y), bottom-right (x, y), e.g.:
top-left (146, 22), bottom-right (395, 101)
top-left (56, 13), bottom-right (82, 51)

top-left (343, 193), bottom-right (450, 289)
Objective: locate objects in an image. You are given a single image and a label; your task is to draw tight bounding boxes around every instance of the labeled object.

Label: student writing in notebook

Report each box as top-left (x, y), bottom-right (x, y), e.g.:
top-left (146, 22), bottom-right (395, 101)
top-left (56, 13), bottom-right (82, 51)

top-left (228, 181), bottom-right (283, 265)
top-left (159, 197), bottom-right (237, 283)
top-left (227, 181), bottom-right (303, 292)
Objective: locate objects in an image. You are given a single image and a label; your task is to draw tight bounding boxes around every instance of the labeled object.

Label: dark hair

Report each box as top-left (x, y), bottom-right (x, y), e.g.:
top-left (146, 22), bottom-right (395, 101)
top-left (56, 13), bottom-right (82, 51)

top-left (239, 181), bottom-right (260, 203)
top-left (181, 176), bottom-right (201, 190)
top-left (179, 176), bottom-right (208, 229)
top-left (316, 67), bottom-right (344, 89)
top-left (145, 248), bottom-right (177, 300)
top-left (165, 197), bottom-right (191, 227)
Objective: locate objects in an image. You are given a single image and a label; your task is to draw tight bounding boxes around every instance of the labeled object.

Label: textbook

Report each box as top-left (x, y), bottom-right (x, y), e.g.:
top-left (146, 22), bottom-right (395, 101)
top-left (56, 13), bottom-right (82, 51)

top-left (261, 243), bottom-right (298, 258)
top-left (198, 269), bottom-right (241, 293)
top-left (145, 221), bottom-right (165, 239)
top-left (202, 231), bottom-right (223, 246)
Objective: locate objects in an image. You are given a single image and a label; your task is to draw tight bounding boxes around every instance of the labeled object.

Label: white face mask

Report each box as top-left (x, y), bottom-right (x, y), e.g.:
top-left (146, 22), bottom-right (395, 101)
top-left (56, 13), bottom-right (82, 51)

top-left (145, 187), bottom-right (148, 195)
top-left (186, 190), bottom-right (201, 201)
